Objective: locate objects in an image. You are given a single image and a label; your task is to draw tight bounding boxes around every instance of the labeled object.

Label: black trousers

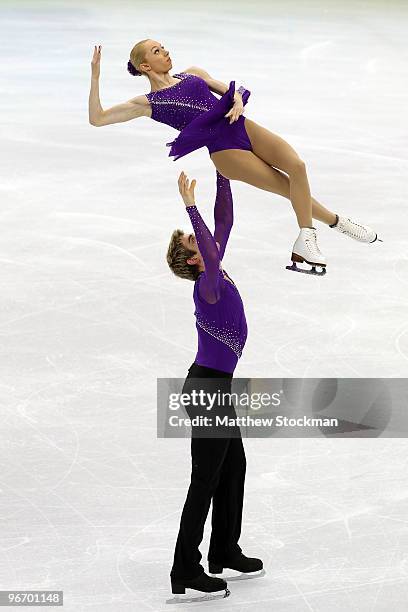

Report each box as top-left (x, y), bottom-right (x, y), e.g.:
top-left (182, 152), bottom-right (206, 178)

top-left (170, 362), bottom-right (247, 580)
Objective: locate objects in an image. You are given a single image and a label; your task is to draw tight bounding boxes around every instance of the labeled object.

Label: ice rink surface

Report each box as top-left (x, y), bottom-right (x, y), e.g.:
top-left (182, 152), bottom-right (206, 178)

top-left (1, 0), bottom-right (408, 609)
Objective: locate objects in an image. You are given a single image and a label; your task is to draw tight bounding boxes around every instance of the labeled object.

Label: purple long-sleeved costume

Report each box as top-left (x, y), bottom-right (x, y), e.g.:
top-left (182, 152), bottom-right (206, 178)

top-left (186, 172), bottom-right (247, 374)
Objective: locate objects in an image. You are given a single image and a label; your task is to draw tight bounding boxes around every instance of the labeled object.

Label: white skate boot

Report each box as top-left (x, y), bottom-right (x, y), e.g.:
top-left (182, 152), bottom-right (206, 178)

top-left (286, 227), bottom-right (327, 276)
top-left (330, 215), bottom-right (383, 243)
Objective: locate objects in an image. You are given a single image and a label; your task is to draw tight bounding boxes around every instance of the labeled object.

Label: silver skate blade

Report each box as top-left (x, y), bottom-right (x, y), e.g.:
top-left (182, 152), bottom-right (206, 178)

top-left (166, 588), bottom-right (230, 604)
top-left (286, 262), bottom-right (326, 276)
top-left (210, 568), bottom-right (266, 581)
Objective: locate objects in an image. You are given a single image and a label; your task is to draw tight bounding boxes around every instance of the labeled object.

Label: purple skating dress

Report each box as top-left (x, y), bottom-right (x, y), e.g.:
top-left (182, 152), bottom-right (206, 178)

top-left (185, 172), bottom-right (247, 374)
top-left (145, 72), bottom-right (252, 161)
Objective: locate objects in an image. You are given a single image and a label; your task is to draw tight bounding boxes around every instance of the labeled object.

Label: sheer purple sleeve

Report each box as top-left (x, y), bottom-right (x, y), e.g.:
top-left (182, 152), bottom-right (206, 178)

top-left (237, 85), bottom-right (251, 105)
top-left (214, 170), bottom-right (233, 261)
top-left (186, 205), bottom-right (221, 304)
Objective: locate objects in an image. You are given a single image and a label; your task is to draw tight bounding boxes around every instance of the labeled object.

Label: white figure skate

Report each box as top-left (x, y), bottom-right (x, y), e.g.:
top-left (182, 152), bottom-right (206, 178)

top-left (286, 227), bottom-right (327, 276)
top-left (331, 215), bottom-right (383, 243)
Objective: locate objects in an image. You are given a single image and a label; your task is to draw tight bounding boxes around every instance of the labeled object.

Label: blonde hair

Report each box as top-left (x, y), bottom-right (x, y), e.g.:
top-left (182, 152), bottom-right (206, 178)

top-left (166, 229), bottom-right (200, 281)
top-left (129, 39), bottom-right (150, 76)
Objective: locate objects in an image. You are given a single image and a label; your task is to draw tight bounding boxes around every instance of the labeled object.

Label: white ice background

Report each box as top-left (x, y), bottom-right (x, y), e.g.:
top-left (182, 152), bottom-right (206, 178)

top-left (1, 0), bottom-right (408, 610)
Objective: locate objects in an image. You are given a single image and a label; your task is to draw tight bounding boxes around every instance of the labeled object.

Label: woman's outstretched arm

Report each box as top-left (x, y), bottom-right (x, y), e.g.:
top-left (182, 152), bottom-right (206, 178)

top-left (89, 45), bottom-right (149, 127)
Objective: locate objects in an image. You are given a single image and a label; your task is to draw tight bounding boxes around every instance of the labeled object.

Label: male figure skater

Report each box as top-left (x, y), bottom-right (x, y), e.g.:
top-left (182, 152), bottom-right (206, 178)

top-left (166, 169), bottom-right (263, 601)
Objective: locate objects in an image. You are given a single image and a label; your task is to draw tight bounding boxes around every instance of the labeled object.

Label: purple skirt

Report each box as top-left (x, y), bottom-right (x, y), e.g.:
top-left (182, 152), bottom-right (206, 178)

top-left (166, 80), bottom-right (249, 161)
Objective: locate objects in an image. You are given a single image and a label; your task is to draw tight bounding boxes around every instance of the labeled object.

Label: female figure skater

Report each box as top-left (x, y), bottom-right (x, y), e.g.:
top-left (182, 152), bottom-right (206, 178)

top-left (89, 40), bottom-right (381, 275)
top-left (165, 170), bottom-right (263, 602)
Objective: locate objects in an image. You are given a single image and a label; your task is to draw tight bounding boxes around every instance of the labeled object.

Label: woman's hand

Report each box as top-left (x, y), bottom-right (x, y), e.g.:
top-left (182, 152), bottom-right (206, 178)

top-left (224, 96), bottom-right (244, 124)
top-left (91, 45), bottom-right (102, 79)
top-left (178, 171), bottom-right (196, 206)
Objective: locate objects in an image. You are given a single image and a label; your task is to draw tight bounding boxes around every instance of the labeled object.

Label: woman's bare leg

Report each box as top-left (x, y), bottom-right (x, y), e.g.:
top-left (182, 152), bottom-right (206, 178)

top-left (210, 117), bottom-right (337, 227)
top-left (210, 148), bottom-right (337, 226)
top-left (311, 196), bottom-right (338, 225)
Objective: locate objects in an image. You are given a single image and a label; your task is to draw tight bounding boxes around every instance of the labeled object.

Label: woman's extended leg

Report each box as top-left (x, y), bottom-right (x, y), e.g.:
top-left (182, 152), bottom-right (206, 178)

top-left (210, 143), bottom-right (337, 226)
top-left (209, 118), bottom-right (380, 257)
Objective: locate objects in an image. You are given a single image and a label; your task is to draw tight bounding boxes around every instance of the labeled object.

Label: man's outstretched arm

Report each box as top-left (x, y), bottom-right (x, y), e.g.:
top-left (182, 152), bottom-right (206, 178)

top-left (186, 204), bottom-right (221, 303)
top-left (179, 172), bottom-right (221, 304)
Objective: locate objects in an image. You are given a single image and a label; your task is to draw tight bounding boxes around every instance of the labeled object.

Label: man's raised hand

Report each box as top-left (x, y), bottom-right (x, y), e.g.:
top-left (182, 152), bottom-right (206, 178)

top-left (178, 171), bottom-right (196, 206)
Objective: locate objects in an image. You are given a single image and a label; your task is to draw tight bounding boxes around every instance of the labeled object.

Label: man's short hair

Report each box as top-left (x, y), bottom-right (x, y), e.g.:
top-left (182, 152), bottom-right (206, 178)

top-left (166, 229), bottom-right (200, 281)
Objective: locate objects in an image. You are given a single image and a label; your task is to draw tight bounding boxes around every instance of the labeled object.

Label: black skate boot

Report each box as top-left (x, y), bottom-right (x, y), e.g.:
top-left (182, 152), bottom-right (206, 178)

top-left (209, 553), bottom-right (265, 581)
top-left (167, 572), bottom-right (230, 604)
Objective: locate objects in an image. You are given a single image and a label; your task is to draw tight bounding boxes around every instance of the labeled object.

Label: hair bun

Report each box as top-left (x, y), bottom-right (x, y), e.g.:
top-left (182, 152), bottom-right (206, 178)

top-left (127, 60), bottom-right (141, 76)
